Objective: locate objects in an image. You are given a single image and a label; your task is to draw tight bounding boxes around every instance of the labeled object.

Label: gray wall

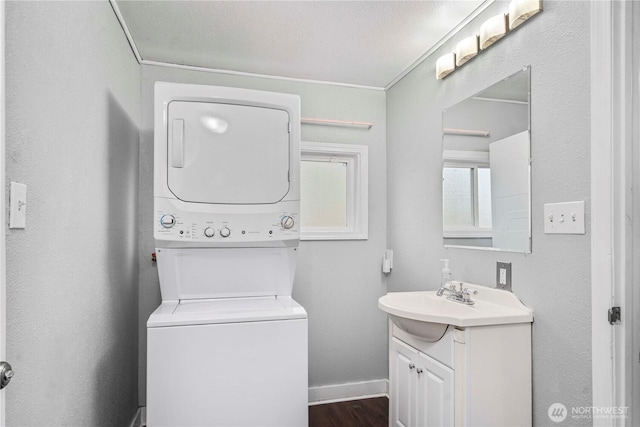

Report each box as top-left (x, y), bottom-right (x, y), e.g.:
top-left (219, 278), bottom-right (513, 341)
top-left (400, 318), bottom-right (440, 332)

top-left (5, 1), bottom-right (140, 425)
top-left (387, 1), bottom-right (591, 425)
top-left (138, 65), bottom-right (388, 404)
top-left (443, 99), bottom-right (529, 151)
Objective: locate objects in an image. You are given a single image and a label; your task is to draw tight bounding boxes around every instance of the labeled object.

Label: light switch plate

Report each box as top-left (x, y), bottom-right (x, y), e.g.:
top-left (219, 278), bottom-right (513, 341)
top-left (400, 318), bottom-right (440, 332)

top-left (9, 181), bottom-right (27, 229)
top-left (544, 201), bottom-right (585, 234)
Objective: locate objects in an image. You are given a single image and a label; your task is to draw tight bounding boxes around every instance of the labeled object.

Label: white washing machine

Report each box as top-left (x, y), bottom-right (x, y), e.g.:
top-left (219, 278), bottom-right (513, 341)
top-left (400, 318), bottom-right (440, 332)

top-left (147, 82), bottom-right (308, 427)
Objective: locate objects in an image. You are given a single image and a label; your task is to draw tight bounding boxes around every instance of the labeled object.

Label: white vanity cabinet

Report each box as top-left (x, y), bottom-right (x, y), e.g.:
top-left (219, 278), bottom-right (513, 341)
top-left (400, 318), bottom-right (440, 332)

top-left (391, 336), bottom-right (453, 427)
top-left (389, 321), bottom-right (532, 427)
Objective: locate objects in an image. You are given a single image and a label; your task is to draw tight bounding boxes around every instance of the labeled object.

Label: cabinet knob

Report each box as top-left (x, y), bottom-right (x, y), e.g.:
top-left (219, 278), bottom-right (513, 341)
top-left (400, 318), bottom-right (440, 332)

top-left (409, 363), bottom-right (415, 370)
top-left (416, 368), bottom-right (424, 375)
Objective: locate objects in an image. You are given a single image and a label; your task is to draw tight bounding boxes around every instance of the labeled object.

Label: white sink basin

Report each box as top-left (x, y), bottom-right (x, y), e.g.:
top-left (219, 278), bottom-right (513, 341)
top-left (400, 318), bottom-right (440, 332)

top-left (378, 283), bottom-right (533, 341)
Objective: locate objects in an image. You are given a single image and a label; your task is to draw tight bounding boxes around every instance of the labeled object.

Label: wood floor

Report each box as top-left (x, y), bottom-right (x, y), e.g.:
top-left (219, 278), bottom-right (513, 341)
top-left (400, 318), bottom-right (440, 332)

top-left (309, 397), bottom-right (389, 427)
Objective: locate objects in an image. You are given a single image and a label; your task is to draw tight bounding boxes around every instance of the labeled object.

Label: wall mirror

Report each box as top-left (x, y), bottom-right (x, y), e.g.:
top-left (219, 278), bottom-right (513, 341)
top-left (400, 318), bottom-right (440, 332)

top-left (442, 66), bottom-right (531, 253)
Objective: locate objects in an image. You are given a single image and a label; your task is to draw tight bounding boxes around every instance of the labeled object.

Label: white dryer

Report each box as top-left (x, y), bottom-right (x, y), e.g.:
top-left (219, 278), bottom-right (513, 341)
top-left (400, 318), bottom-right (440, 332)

top-left (147, 82), bottom-right (308, 427)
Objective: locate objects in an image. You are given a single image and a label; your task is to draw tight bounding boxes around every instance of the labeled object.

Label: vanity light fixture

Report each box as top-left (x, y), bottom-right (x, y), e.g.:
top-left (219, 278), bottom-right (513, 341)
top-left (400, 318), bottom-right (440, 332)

top-left (480, 13), bottom-right (509, 50)
top-left (455, 35), bottom-right (479, 67)
top-left (436, 52), bottom-right (456, 80)
top-left (435, 0), bottom-right (542, 80)
top-left (508, 0), bottom-right (543, 30)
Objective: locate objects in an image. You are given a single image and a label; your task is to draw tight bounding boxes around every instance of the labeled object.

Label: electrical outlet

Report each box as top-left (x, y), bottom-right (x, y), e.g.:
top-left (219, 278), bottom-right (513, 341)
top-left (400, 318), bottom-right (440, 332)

top-left (496, 262), bottom-right (512, 291)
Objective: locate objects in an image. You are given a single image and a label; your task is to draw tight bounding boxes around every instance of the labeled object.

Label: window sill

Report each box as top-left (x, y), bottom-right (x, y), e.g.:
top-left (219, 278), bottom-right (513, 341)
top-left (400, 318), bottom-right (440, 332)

top-left (443, 227), bottom-right (492, 238)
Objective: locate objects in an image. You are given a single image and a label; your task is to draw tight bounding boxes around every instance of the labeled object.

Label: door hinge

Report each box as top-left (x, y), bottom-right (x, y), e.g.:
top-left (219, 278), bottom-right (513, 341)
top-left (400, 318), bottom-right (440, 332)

top-left (608, 306), bottom-right (621, 325)
top-left (288, 122), bottom-right (291, 133)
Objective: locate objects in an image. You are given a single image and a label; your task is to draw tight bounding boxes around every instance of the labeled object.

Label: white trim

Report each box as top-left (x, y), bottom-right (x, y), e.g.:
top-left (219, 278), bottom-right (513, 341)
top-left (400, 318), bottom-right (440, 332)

top-left (136, 385), bottom-right (390, 418)
top-left (108, 0), bottom-right (142, 64)
top-left (612, 3), bottom-right (634, 423)
top-left (300, 142), bottom-right (369, 241)
top-left (142, 60), bottom-right (385, 92)
top-left (443, 244), bottom-right (524, 253)
top-left (308, 380), bottom-right (389, 405)
top-left (128, 407), bottom-right (145, 427)
top-left (590, 1), bottom-right (615, 418)
top-left (631, 3), bottom-right (640, 424)
top-left (385, 0), bottom-right (496, 90)
top-left (591, 1), bottom-right (633, 425)
top-left (443, 150), bottom-right (490, 165)
top-left (0, 1), bottom-right (6, 424)
top-left (443, 227), bottom-right (492, 239)
top-left (590, 2), bottom-right (613, 415)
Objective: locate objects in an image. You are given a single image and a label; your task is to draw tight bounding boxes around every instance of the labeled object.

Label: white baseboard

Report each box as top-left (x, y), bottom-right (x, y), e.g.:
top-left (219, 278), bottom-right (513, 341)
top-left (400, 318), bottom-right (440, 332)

top-left (308, 379), bottom-right (389, 405)
top-left (136, 381), bottom-right (388, 422)
top-left (129, 407), bottom-right (146, 427)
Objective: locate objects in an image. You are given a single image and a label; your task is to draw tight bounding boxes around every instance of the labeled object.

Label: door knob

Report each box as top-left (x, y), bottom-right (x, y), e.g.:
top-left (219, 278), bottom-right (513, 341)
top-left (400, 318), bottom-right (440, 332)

top-left (0, 361), bottom-right (13, 389)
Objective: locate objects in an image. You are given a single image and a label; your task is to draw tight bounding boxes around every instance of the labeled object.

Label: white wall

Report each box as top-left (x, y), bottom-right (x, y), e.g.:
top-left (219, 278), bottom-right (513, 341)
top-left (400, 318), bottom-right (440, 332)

top-left (138, 65), bottom-right (388, 404)
top-left (5, 1), bottom-right (140, 425)
top-left (387, 1), bottom-right (591, 425)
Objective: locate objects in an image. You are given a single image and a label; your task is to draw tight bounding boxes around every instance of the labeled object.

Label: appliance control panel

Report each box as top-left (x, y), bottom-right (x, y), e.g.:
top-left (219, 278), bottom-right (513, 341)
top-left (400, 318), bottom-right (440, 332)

top-left (154, 209), bottom-right (299, 244)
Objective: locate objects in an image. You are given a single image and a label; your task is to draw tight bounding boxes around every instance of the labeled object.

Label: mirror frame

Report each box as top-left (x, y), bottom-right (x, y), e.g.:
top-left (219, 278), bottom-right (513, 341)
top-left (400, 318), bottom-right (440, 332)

top-left (442, 65), bottom-right (531, 253)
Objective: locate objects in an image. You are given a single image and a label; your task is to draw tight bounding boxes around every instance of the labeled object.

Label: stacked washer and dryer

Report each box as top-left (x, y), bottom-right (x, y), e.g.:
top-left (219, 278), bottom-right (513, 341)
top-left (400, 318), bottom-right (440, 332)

top-left (147, 82), bottom-right (308, 426)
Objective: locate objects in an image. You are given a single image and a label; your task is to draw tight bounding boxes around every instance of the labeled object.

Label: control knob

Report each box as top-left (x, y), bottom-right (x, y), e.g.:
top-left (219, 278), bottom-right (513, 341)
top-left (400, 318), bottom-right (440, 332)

top-left (219, 226), bottom-right (231, 238)
top-left (160, 214), bottom-right (176, 228)
top-left (204, 227), bottom-right (215, 238)
top-left (281, 216), bottom-right (295, 230)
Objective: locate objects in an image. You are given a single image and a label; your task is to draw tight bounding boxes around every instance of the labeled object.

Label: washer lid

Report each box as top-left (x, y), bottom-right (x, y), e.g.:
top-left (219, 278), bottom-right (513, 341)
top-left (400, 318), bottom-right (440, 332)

top-left (167, 100), bottom-right (291, 204)
top-left (147, 296), bottom-right (307, 328)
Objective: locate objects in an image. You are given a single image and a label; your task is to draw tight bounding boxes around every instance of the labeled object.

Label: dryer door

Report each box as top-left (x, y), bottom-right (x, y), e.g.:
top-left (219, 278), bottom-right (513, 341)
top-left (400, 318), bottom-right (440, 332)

top-left (167, 101), bottom-right (290, 204)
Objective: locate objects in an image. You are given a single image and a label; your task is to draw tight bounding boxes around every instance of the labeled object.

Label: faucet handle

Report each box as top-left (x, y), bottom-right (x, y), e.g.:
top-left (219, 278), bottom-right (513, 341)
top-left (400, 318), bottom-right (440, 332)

top-left (462, 287), bottom-right (478, 302)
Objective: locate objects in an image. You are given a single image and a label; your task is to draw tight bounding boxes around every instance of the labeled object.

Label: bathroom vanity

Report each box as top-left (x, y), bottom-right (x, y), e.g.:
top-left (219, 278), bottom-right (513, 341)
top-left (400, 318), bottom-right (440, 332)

top-left (379, 283), bottom-right (533, 427)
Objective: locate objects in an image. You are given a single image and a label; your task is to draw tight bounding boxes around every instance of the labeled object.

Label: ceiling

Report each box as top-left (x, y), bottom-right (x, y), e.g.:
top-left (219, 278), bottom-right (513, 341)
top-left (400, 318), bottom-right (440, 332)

top-left (114, 0), bottom-right (489, 90)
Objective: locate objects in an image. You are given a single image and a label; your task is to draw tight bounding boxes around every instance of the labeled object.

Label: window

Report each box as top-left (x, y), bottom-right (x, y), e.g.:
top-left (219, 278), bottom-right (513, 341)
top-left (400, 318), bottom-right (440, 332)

top-left (442, 150), bottom-right (492, 238)
top-left (300, 142), bottom-right (368, 240)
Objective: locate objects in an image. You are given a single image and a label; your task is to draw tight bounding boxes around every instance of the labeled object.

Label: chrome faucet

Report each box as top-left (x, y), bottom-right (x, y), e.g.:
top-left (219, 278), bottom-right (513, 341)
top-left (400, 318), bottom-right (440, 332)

top-left (437, 281), bottom-right (478, 305)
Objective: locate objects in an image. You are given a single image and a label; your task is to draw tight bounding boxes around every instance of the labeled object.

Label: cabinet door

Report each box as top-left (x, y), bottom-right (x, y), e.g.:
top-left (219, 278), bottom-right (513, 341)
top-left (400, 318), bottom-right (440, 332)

top-left (167, 101), bottom-right (291, 204)
top-left (390, 338), bottom-right (419, 427)
top-left (416, 352), bottom-right (454, 427)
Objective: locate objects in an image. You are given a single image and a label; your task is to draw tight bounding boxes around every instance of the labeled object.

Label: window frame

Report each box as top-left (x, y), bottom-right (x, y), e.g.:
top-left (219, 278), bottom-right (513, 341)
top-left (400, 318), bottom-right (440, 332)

top-left (442, 150), bottom-right (492, 238)
top-left (300, 141), bottom-right (368, 240)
